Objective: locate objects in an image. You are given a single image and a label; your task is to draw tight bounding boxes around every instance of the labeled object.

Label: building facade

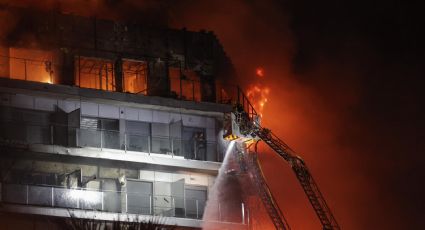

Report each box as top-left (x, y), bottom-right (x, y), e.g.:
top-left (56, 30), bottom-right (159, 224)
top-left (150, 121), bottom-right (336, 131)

top-left (0, 6), bottom-right (246, 229)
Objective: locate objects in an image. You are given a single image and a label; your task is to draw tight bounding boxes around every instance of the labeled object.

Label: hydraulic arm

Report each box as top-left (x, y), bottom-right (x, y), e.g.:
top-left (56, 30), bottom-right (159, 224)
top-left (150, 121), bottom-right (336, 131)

top-left (229, 87), bottom-right (340, 230)
top-left (255, 128), bottom-right (340, 230)
top-left (248, 148), bottom-right (291, 230)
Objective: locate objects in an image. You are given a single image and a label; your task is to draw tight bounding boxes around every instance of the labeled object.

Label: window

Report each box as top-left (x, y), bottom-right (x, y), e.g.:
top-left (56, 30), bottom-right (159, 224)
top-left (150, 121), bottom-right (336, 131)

top-left (79, 117), bottom-right (120, 149)
top-left (127, 180), bottom-right (153, 214)
top-left (169, 68), bottom-right (201, 101)
top-left (2, 47), bottom-right (57, 84)
top-left (80, 117), bottom-right (119, 131)
top-left (125, 121), bottom-right (150, 152)
top-left (151, 123), bottom-right (171, 154)
top-left (182, 127), bottom-right (206, 160)
top-left (75, 56), bottom-right (115, 91)
top-left (0, 106), bottom-right (51, 125)
top-left (185, 186), bottom-right (207, 219)
top-left (123, 59), bottom-right (147, 94)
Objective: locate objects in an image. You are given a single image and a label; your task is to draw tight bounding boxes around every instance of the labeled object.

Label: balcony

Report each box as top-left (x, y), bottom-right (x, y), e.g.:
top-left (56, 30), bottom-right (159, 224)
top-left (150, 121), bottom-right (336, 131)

top-left (0, 183), bottom-right (247, 224)
top-left (0, 52), bottom-right (239, 105)
top-left (0, 122), bottom-right (224, 163)
top-left (77, 128), bottom-right (221, 161)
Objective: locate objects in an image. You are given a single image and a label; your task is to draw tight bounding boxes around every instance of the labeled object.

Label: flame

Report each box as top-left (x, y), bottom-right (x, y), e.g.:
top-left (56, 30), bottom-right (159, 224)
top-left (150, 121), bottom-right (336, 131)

top-left (247, 67), bottom-right (269, 118)
top-left (256, 67), bottom-right (265, 77)
top-left (246, 84), bottom-right (270, 118)
top-left (6, 47), bottom-right (55, 84)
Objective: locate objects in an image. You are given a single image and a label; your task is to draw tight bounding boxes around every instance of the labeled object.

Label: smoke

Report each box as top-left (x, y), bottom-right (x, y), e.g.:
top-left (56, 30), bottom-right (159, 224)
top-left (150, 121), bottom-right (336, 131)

top-left (0, 0), bottom-right (169, 24)
top-left (202, 141), bottom-right (244, 228)
top-left (166, 1), bottom-right (425, 229)
top-left (0, 7), bottom-right (19, 43)
top-left (203, 141), bottom-right (275, 229)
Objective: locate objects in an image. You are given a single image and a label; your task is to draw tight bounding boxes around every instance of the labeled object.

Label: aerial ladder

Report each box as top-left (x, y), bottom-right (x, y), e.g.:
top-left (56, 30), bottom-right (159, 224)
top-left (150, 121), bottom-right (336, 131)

top-left (225, 87), bottom-right (341, 230)
top-left (246, 147), bottom-right (291, 230)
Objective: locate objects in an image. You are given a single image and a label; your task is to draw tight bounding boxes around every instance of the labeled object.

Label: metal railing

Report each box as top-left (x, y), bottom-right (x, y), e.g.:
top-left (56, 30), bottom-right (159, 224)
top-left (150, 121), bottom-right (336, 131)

top-left (1, 183), bottom-right (246, 223)
top-left (236, 86), bottom-right (258, 122)
top-left (0, 122), bottom-right (224, 162)
top-left (0, 54), bottom-right (240, 105)
top-left (76, 128), bottom-right (222, 161)
top-left (0, 54), bottom-right (55, 84)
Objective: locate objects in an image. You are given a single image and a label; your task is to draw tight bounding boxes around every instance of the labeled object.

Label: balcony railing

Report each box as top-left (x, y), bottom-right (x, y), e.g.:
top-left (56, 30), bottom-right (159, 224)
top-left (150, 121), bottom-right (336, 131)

top-left (1, 183), bottom-right (247, 223)
top-left (0, 54), bottom-right (239, 105)
top-left (0, 122), bottom-right (224, 162)
top-left (76, 128), bottom-right (222, 161)
top-left (1, 184), bottom-right (245, 223)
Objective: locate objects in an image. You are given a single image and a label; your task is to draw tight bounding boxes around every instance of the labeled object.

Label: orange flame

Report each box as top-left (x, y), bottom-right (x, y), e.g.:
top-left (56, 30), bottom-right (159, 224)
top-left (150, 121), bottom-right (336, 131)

top-left (246, 84), bottom-right (270, 118)
top-left (256, 67), bottom-right (265, 77)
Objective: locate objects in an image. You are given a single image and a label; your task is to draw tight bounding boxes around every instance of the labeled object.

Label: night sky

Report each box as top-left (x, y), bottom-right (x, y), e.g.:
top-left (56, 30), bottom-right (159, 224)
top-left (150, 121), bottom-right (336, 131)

top-left (2, 0), bottom-right (425, 229)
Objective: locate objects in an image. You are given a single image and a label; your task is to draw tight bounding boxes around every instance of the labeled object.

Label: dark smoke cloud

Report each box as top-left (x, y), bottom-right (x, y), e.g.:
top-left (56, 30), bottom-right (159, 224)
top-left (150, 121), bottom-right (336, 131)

top-left (166, 1), bottom-right (425, 229)
top-left (0, 0), bottom-right (170, 26)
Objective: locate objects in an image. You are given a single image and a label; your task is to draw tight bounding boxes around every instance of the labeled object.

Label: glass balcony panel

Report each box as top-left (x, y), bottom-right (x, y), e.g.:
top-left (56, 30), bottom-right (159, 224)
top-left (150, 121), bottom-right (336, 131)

top-left (53, 187), bottom-right (79, 209)
top-left (79, 190), bottom-right (103, 210)
top-left (181, 139), bottom-right (195, 159)
top-left (77, 128), bottom-right (101, 148)
top-left (1, 184), bottom-right (221, 221)
top-left (103, 191), bottom-right (121, 212)
top-left (126, 134), bottom-right (149, 152)
top-left (206, 142), bottom-right (218, 162)
top-left (28, 185), bottom-right (52, 206)
top-left (185, 198), bottom-right (198, 219)
top-left (173, 196), bottom-right (185, 218)
top-left (102, 130), bottom-right (121, 150)
top-left (2, 184), bottom-right (27, 204)
top-left (26, 125), bottom-right (50, 144)
top-left (127, 193), bottom-right (151, 215)
top-left (151, 136), bottom-right (171, 154)
top-left (171, 138), bottom-right (183, 157)
top-left (1, 121), bottom-right (222, 162)
top-left (0, 123), bottom-right (26, 142)
top-left (154, 195), bottom-right (174, 217)
top-left (181, 139), bottom-right (209, 161)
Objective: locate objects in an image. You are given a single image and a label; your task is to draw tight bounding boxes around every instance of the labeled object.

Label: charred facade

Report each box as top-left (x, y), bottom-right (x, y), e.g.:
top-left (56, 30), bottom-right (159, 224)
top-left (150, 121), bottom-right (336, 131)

top-left (0, 5), bottom-right (246, 230)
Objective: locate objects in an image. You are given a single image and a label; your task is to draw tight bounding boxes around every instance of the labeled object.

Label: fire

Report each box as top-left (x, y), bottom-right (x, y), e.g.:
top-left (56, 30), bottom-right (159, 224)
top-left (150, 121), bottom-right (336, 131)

top-left (246, 84), bottom-right (270, 118)
top-left (247, 67), bottom-right (269, 118)
top-left (256, 67), bottom-right (265, 77)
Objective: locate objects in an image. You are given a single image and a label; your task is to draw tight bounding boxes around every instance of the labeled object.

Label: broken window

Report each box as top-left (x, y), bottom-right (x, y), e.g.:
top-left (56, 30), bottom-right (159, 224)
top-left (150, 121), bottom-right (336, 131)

top-left (123, 59), bottom-right (148, 94)
top-left (1, 47), bottom-right (58, 84)
top-left (169, 68), bottom-right (201, 101)
top-left (75, 56), bottom-right (115, 91)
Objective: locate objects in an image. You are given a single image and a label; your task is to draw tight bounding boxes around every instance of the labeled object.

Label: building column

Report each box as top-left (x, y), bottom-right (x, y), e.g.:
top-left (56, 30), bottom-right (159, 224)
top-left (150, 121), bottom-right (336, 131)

top-left (0, 46), bottom-right (10, 78)
top-left (114, 57), bottom-right (123, 92)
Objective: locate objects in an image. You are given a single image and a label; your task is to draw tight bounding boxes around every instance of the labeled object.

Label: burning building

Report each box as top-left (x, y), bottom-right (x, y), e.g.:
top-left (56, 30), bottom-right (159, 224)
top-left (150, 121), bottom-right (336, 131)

top-left (0, 5), bottom-right (248, 229)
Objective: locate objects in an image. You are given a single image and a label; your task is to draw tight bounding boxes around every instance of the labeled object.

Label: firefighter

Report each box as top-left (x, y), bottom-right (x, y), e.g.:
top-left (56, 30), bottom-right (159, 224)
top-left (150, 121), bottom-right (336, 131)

top-left (193, 132), bottom-right (206, 160)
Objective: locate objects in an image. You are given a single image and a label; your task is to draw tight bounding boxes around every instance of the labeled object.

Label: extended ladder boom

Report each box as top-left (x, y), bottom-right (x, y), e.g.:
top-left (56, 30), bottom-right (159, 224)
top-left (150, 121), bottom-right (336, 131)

top-left (248, 150), bottom-right (291, 230)
top-left (256, 128), bottom-right (340, 230)
top-left (232, 87), bottom-right (340, 230)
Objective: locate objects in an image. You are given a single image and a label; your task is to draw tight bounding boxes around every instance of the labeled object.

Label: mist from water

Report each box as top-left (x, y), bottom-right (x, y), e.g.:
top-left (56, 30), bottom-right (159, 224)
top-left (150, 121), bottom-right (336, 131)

top-left (202, 141), bottom-right (275, 230)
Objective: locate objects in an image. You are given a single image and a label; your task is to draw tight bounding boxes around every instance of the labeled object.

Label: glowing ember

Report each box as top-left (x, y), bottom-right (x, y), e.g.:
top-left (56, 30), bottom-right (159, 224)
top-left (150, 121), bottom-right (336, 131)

top-left (256, 67), bottom-right (265, 77)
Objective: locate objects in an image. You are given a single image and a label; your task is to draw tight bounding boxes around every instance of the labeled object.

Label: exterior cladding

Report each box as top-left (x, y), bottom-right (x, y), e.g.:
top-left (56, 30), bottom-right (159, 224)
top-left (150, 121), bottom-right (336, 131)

top-left (1, 6), bottom-right (235, 84)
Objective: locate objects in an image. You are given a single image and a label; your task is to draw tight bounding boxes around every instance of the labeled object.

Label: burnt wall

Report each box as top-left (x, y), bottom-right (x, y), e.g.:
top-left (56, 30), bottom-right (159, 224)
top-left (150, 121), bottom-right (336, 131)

top-left (0, 5), bottom-right (236, 99)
